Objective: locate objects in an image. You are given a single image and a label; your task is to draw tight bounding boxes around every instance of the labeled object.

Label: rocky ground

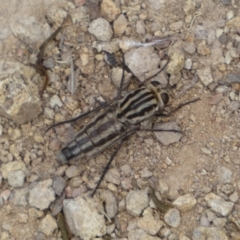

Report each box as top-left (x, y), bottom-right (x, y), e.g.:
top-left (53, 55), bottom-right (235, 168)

top-left (0, 0), bottom-right (240, 239)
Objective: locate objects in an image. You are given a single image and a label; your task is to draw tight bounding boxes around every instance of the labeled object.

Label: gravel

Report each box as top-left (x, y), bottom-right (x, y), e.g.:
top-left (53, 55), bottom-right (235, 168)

top-left (1, 0), bottom-right (240, 239)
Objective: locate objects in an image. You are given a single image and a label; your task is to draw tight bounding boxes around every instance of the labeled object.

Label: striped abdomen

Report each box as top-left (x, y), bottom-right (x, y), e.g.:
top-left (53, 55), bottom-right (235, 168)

top-left (57, 110), bottom-right (126, 164)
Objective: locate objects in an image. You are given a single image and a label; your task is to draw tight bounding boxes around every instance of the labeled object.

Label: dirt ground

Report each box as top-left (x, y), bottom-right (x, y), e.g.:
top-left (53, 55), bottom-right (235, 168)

top-left (0, 0), bottom-right (240, 239)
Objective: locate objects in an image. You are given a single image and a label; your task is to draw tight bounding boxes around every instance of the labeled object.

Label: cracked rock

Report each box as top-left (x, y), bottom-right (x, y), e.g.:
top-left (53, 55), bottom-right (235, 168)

top-left (173, 194), bottom-right (197, 212)
top-left (88, 18), bottom-right (113, 41)
top-left (164, 208), bottom-right (181, 228)
top-left (124, 46), bottom-right (160, 82)
top-left (63, 195), bottom-right (106, 239)
top-left (126, 189), bottom-right (149, 216)
top-left (29, 179), bottom-right (55, 210)
top-left (204, 193), bottom-right (234, 216)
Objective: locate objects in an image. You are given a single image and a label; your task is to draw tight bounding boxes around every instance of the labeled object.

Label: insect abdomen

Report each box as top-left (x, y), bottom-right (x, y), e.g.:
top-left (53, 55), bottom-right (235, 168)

top-left (57, 111), bottom-right (125, 164)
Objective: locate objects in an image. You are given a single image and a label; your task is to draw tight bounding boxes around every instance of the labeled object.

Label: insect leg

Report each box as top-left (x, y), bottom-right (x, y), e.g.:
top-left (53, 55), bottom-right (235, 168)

top-left (91, 139), bottom-right (124, 197)
top-left (45, 98), bottom-right (117, 133)
top-left (138, 129), bottom-right (182, 134)
top-left (161, 98), bottom-right (200, 117)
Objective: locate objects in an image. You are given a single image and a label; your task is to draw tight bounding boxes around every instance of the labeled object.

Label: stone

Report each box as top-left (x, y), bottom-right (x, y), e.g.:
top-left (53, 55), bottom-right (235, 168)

top-left (200, 214), bottom-right (210, 227)
top-left (9, 188), bottom-right (28, 206)
top-left (65, 165), bottom-right (80, 178)
top-left (113, 14), bottom-right (128, 36)
top-left (111, 67), bottom-right (132, 89)
top-left (197, 41), bottom-right (211, 55)
top-left (183, 42), bottom-right (196, 55)
top-left (100, 190), bottom-right (118, 218)
top-left (49, 95), bottom-right (63, 108)
top-left (166, 51), bottom-right (185, 75)
top-left (173, 194), bottom-right (197, 212)
top-left (229, 191), bottom-right (239, 203)
top-left (29, 208), bottom-right (44, 220)
top-left (193, 227), bottom-right (228, 240)
top-left (29, 179), bottom-right (55, 210)
top-left (7, 170), bottom-right (25, 188)
top-left (197, 67), bottom-right (213, 86)
top-left (104, 168), bottom-right (121, 185)
top-left (128, 228), bottom-right (161, 240)
top-left (147, 0), bottom-right (164, 10)
top-left (88, 18), bottom-right (113, 41)
top-left (126, 190), bottom-right (149, 216)
top-left (226, 17), bottom-right (240, 32)
top-left (164, 208), bottom-right (181, 228)
top-left (204, 193), bottom-right (234, 216)
top-left (0, 61), bottom-right (42, 124)
top-left (137, 208), bottom-right (163, 235)
top-left (1, 161), bottom-right (26, 179)
top-left (97, 39), bottom-right (120, 53)
top-left (101, 0), bottom-right (120, 22)
top-left (63, 195), bottom-right (106, 239)
top-left (217, 166), bottom-right (232, 183)
top-left (169, 21), bottom-right (184, 31)
top-left (154, 122), bottom-right (183, 146)
top-left (136, 20), bottom-right (146, 35)
top-left (184, 58), bottom-right (192, 69)
top-left (183, 0), bottom-right (196, 14)
top-left (213, 217), bottom-right (227, 228)
top-left (38, 214), bottom-right (58, 236)
top-left (124, 47), bottom-right (160, 82)
top-left (52, 176), bottom-right (66, 196)
top-left (140, 167), bottom-right (153, 178)
top-left (16, 213), bottom-right (28, 223)
top-left (179, 233), bottom-right (191, 240)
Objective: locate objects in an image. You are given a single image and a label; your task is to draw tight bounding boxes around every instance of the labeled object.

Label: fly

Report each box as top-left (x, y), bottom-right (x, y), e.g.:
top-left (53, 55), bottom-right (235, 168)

top-left (46, 58), bottom-right (199, 197)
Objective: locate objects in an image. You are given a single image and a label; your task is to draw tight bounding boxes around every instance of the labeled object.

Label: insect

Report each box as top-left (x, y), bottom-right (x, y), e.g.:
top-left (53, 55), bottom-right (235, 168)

top-left (46, 57), bottom-right (199, 197)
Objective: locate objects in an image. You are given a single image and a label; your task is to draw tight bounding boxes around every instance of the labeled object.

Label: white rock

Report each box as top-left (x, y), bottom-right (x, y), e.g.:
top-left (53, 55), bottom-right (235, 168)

top-left (173, 194), bottom-right (197, 212)
top-left (124, 47), bottom-right (160, 82)
top-left (192, 226), bottom-right (228, 240)
top-left (29, 179), bottom-right (55, 210)
top-left (197, 67), bottom-right (213, 86)
top-left (137, 208), bottom-right (163, 235)
top-left (88, 18), bottom-right (113, 41)
top-left (128, 228), bottom-right (161, 240)
top-left (0, 62), bottom-right (42, 124)
top-left (7, 170), bottom-right (25, 188)
top-left (169, 21), bottom-right (184, 31)
top-left (217, 166), bottom-right (232, 183)
top-left (204, 193), bottom-right (234, 216)
top-left (100, 190), bottom-right (118, 218)
top-left (164, 208), bottom-right (181, 228)
top-left (38, 214), bottom-right (58, 236)
top-left (105, 168), bottom-right (121, 185)
top-left (136, 20), bottom-right (146, 35)
top-left (1, 161), bottom-right (26, 179)
top-left (154, 122), bottom-right (183, 146)
top-left (166, 51), bottom-right (185, 75)
top-left (63, 195), bottom-right (106, 239)
top-left (126, 190), bottom-right (149, 216)
top-left (147, 0), bottom-right (165, 10)
top-left (101, 0), bottom-right (120, 22)
top-left (113, 14), bottom-right (128, 36)
top-left (49, 95), bottom-right (63, 108)
top-left (184, 58), bottom-right (192, 69)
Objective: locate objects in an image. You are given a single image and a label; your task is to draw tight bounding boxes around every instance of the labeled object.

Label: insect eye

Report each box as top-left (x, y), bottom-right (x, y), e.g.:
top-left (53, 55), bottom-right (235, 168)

top-left (161, 92), bottom-right (169, 104)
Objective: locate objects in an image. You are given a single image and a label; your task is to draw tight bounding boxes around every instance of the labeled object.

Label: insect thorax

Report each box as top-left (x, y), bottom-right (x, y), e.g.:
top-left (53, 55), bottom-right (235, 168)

top-left (116, 85), bottom-right (161, 125)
